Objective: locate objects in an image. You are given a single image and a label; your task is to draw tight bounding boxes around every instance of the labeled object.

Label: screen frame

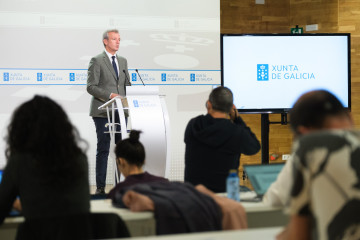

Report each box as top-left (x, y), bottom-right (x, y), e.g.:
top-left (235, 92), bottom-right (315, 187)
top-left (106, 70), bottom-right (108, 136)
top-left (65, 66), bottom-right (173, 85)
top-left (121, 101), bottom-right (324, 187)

top-left (221, 33), bottom-right (351, 114)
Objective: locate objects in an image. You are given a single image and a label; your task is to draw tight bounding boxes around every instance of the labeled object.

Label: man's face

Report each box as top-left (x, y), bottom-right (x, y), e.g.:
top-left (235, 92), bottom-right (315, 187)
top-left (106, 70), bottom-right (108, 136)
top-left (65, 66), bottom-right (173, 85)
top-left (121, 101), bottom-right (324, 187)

top-left (104, 32), bottom-right (120, 54)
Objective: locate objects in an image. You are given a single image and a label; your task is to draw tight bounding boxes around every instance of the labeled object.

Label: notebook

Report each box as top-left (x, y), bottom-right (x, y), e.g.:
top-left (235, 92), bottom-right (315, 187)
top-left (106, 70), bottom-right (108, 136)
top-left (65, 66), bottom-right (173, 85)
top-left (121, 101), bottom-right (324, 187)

top-left (242, 163), bottom-right (285, 202)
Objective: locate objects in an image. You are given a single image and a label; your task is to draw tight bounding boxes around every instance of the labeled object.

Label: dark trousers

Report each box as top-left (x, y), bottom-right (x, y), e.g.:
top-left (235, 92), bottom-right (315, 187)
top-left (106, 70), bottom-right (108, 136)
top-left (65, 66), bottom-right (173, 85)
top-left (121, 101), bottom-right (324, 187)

top-left (93, 115), bottom-right (121, 188)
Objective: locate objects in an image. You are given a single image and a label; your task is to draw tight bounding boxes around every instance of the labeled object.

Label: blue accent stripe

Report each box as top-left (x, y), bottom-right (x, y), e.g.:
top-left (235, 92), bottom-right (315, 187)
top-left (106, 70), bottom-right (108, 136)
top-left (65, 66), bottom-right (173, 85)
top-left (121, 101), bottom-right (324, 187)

top-left (0, 68), bottom-right (87, 70)
top-left (0, 83), bottom-right (218, 86)
top-left (0, 68), bottom-right (220, 72)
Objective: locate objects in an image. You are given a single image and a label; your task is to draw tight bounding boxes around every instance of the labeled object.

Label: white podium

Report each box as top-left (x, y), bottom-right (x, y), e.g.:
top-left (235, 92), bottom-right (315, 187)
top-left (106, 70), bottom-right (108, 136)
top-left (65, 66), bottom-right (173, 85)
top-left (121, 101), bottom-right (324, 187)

top-left (98, 86), bottom-right (171, 184)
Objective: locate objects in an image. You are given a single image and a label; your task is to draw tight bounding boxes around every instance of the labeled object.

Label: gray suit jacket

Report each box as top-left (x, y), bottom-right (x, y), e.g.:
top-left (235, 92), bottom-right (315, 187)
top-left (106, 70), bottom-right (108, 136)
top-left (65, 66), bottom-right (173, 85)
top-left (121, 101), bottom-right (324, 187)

top-left (87, 51), bottom-right (131, 118)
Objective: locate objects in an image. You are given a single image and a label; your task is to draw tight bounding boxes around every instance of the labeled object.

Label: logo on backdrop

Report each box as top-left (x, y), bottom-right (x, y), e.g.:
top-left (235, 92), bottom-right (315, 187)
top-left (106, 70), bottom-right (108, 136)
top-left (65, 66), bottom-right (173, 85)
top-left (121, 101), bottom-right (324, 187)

top-left (257, 64), bottom-right (315, 81)
top-left (3, 72), bottom-right (9, 81)
top-left (132, 99), bottom-right (156, 108)
top-left (132, 73), bottom-right (137, 82)
top-left (257, 64), bottom-right (269, 81)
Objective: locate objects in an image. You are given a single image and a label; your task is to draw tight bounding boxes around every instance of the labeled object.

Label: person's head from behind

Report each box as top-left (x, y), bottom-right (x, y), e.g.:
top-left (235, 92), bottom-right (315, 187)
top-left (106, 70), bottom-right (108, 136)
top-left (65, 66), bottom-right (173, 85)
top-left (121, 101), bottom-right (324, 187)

top-left (115, 130), bottom-right (145, 177)
top-left (5, 95), bottom-right (86, 183)
top-left (290, 90), bottom-right (353, 137)
top-left (206, 86), bottom-right (234, 115)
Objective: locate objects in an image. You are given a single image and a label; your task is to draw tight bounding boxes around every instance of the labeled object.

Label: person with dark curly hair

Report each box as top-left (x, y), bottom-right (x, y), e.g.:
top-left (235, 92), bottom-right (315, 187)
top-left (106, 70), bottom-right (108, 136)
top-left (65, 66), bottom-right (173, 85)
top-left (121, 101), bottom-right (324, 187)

top-left (0, 95), bottom-right (90, 238)
top-left (107, 130), bottom-right (168, 199)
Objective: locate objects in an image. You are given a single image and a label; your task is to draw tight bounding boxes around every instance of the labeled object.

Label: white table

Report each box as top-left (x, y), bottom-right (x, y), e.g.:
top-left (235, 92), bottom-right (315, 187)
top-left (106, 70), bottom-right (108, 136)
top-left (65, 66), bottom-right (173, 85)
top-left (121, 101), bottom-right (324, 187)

top-left (0, 199), bottom-right (155, 240)
top-left (91, 198), bottom-right (288, 230)
top-left (118, 227), bottom-right (283, 240)
top-left (242, 201), bottom-right (288, 228)
top-left (0, 197), bottom-right (287, 239)
top-left (91, 199), bottom-right (155, 236)
top-left (217, 191), bottom-right (289, 228)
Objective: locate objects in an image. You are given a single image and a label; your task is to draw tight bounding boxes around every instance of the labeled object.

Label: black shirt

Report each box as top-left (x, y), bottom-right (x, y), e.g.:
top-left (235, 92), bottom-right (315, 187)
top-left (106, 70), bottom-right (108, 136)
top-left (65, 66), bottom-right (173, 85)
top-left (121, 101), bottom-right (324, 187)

top-left (184, 114), bottom-right (260, 192)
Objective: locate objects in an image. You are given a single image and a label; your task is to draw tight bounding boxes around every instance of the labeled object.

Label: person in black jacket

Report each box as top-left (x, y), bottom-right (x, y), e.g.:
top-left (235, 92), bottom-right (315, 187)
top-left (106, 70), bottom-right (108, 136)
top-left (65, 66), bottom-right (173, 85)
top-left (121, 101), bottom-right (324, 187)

top-left (184, 86), bottom-right (260, 193)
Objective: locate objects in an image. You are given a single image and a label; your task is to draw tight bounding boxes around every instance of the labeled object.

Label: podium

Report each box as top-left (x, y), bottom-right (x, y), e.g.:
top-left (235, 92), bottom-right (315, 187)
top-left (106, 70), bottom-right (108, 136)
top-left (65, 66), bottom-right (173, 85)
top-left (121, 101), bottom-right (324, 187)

top-left (98, 86), bottom-right (171, 185)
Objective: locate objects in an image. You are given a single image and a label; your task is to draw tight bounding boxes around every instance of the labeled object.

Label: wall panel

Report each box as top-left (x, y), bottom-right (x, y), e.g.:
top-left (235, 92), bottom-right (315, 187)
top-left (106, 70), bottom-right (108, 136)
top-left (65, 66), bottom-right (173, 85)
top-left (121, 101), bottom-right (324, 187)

top-left (221, 0), bottom-right (360, 184)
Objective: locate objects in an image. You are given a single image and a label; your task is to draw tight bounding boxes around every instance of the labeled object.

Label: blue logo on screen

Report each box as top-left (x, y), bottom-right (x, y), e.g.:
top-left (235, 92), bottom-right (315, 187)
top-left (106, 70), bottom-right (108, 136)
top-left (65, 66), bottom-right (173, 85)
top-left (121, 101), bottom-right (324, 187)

top-left (257, 64), bottom-right (269, 81)
top-left (3, 73), bottom-right (9, 81)
top-left (69, 73), bottom-right (75, 81)
top-left (190, 73), bottom-right (195, 82)
top-left (161, 73), bottom-right (166, 82)
top-left (133, 100), bottom-right (139, 108)
top-left (132, 73), bottom-right (137, 81)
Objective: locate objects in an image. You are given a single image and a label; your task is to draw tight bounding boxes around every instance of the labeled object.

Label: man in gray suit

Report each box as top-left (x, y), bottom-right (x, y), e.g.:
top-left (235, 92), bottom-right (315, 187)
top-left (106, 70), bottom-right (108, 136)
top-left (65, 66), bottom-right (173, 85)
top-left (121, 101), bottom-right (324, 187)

top-left (87, 29), bottom-right (131, 194)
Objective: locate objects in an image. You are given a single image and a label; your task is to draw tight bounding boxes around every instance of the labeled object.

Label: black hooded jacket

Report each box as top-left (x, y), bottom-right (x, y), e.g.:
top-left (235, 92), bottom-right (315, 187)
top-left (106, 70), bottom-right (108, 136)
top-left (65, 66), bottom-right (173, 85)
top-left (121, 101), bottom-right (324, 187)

top-left (184, 114), bottom-right (260, 192)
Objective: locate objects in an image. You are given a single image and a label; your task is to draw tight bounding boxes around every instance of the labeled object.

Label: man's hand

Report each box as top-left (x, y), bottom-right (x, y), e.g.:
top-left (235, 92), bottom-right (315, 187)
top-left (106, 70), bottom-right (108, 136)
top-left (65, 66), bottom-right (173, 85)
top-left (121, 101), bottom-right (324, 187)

top-left (229, 104), bottom-right (239, 121)
top-left (13, 198), bottom-right (22, 212)
top-left (110, 93), bottom-right (121, 99)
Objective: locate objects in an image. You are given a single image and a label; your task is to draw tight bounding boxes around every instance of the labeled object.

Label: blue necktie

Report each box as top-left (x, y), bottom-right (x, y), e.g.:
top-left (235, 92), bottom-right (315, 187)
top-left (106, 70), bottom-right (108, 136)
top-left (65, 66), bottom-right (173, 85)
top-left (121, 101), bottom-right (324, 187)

top-left (111, 56), bottom-right (118, 80)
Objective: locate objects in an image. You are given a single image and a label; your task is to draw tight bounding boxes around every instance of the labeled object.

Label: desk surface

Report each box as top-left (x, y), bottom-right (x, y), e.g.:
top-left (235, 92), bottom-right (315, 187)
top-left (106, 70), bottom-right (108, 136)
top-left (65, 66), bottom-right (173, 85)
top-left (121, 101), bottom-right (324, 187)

top-left (119, 227), bottom-right (283, 240)
top-left (2, 197), bottom-right (287, 239)
top-left (91, 199), bottom-right (154, 221)
top-left (4, 198), bottom-right (285, 225)
top-left (4, 199), bottom-right (153, 224)
top-left (2, 199), bottom-right (156, 238)
top-left (5, 199), bottom-right (275, 221)
top-left (242, 201), bottom-right (282, 212)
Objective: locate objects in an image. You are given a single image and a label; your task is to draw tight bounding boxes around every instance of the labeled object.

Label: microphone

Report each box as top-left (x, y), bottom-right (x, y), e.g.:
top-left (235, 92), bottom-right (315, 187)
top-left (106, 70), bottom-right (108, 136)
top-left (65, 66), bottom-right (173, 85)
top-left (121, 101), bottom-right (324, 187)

top-left (122, 70), bottom-right (130, 83)
top-left (135, 69), bottom-right (145, 86)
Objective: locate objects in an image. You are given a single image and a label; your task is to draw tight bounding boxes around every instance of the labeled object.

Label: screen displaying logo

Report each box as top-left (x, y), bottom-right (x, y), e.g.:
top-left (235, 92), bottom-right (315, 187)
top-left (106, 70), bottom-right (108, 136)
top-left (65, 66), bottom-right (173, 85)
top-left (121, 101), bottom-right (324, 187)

top-left (257, 64), bottom-right (268, 81)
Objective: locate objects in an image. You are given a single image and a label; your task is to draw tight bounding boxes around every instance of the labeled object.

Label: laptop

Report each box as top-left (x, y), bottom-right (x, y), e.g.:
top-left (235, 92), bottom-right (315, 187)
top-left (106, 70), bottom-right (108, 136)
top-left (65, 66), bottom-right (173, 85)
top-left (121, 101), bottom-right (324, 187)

top-left (242, 163), bottom-right (285, 202)
top-left (0, 169), bottom-right (22, 217)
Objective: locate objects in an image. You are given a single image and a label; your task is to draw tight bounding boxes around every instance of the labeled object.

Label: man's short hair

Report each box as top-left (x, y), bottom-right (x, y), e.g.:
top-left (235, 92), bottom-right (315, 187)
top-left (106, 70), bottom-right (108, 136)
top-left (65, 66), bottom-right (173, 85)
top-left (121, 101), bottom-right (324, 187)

top-left (102, 29), bottom-right (119, 47)
top-left (290, 90), bottom-right (348, 134)
top-left (208, 86), bottom-right (233, 113)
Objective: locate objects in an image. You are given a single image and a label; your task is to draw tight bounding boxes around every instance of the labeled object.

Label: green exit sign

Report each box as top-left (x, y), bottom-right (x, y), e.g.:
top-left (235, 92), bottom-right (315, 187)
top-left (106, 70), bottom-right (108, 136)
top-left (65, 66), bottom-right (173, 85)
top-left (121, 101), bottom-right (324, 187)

top-left (291, 27), bottom-right (303, 34)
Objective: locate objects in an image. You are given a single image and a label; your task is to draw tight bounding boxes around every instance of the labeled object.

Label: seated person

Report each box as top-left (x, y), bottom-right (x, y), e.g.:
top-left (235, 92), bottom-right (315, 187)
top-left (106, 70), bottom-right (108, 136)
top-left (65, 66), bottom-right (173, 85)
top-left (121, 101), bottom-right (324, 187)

top-left (117, 181), bottom-right (247, 234)
top-left (0, 96), bottom-right (90, 238)
top-left (264, 90), bottom-right (353, 207)
top-left (279, 129), bottom-right (360, 240)
top-left (107, 130), bottom-right (168, 199)
top-left (109, 130), bottom-right (247, 233)
top-left (184, 86), bottom-right (260, 193)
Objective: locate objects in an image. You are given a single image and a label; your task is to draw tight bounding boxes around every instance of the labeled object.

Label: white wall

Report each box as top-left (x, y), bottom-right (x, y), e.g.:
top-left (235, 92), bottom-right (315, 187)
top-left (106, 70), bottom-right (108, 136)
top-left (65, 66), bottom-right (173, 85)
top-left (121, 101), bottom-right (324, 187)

top-left (0, 0), bottom-right (220, 185)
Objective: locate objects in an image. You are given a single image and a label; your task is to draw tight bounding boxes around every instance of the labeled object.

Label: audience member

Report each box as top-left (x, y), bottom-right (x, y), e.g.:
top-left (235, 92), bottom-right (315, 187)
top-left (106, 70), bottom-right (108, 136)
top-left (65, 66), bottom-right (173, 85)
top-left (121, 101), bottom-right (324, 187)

top-left (109, 129), bottom-right (247, 233)
top-left (119, 183), bottom-right (248, 232)
top-left (118, 181), bottom-right (222, 235)
top-left (0, 96), bottom-right (90, 238)
top-left (107, 130), bottom-right (168, 199)
top-left (184, 86), bottom-right (260, 192)
top-left (279, 129), bottom-right (360, 240)
top-left (264, 90), bottom-right (353, 207)
top-left (273, 90), bottom-right (359, 240)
